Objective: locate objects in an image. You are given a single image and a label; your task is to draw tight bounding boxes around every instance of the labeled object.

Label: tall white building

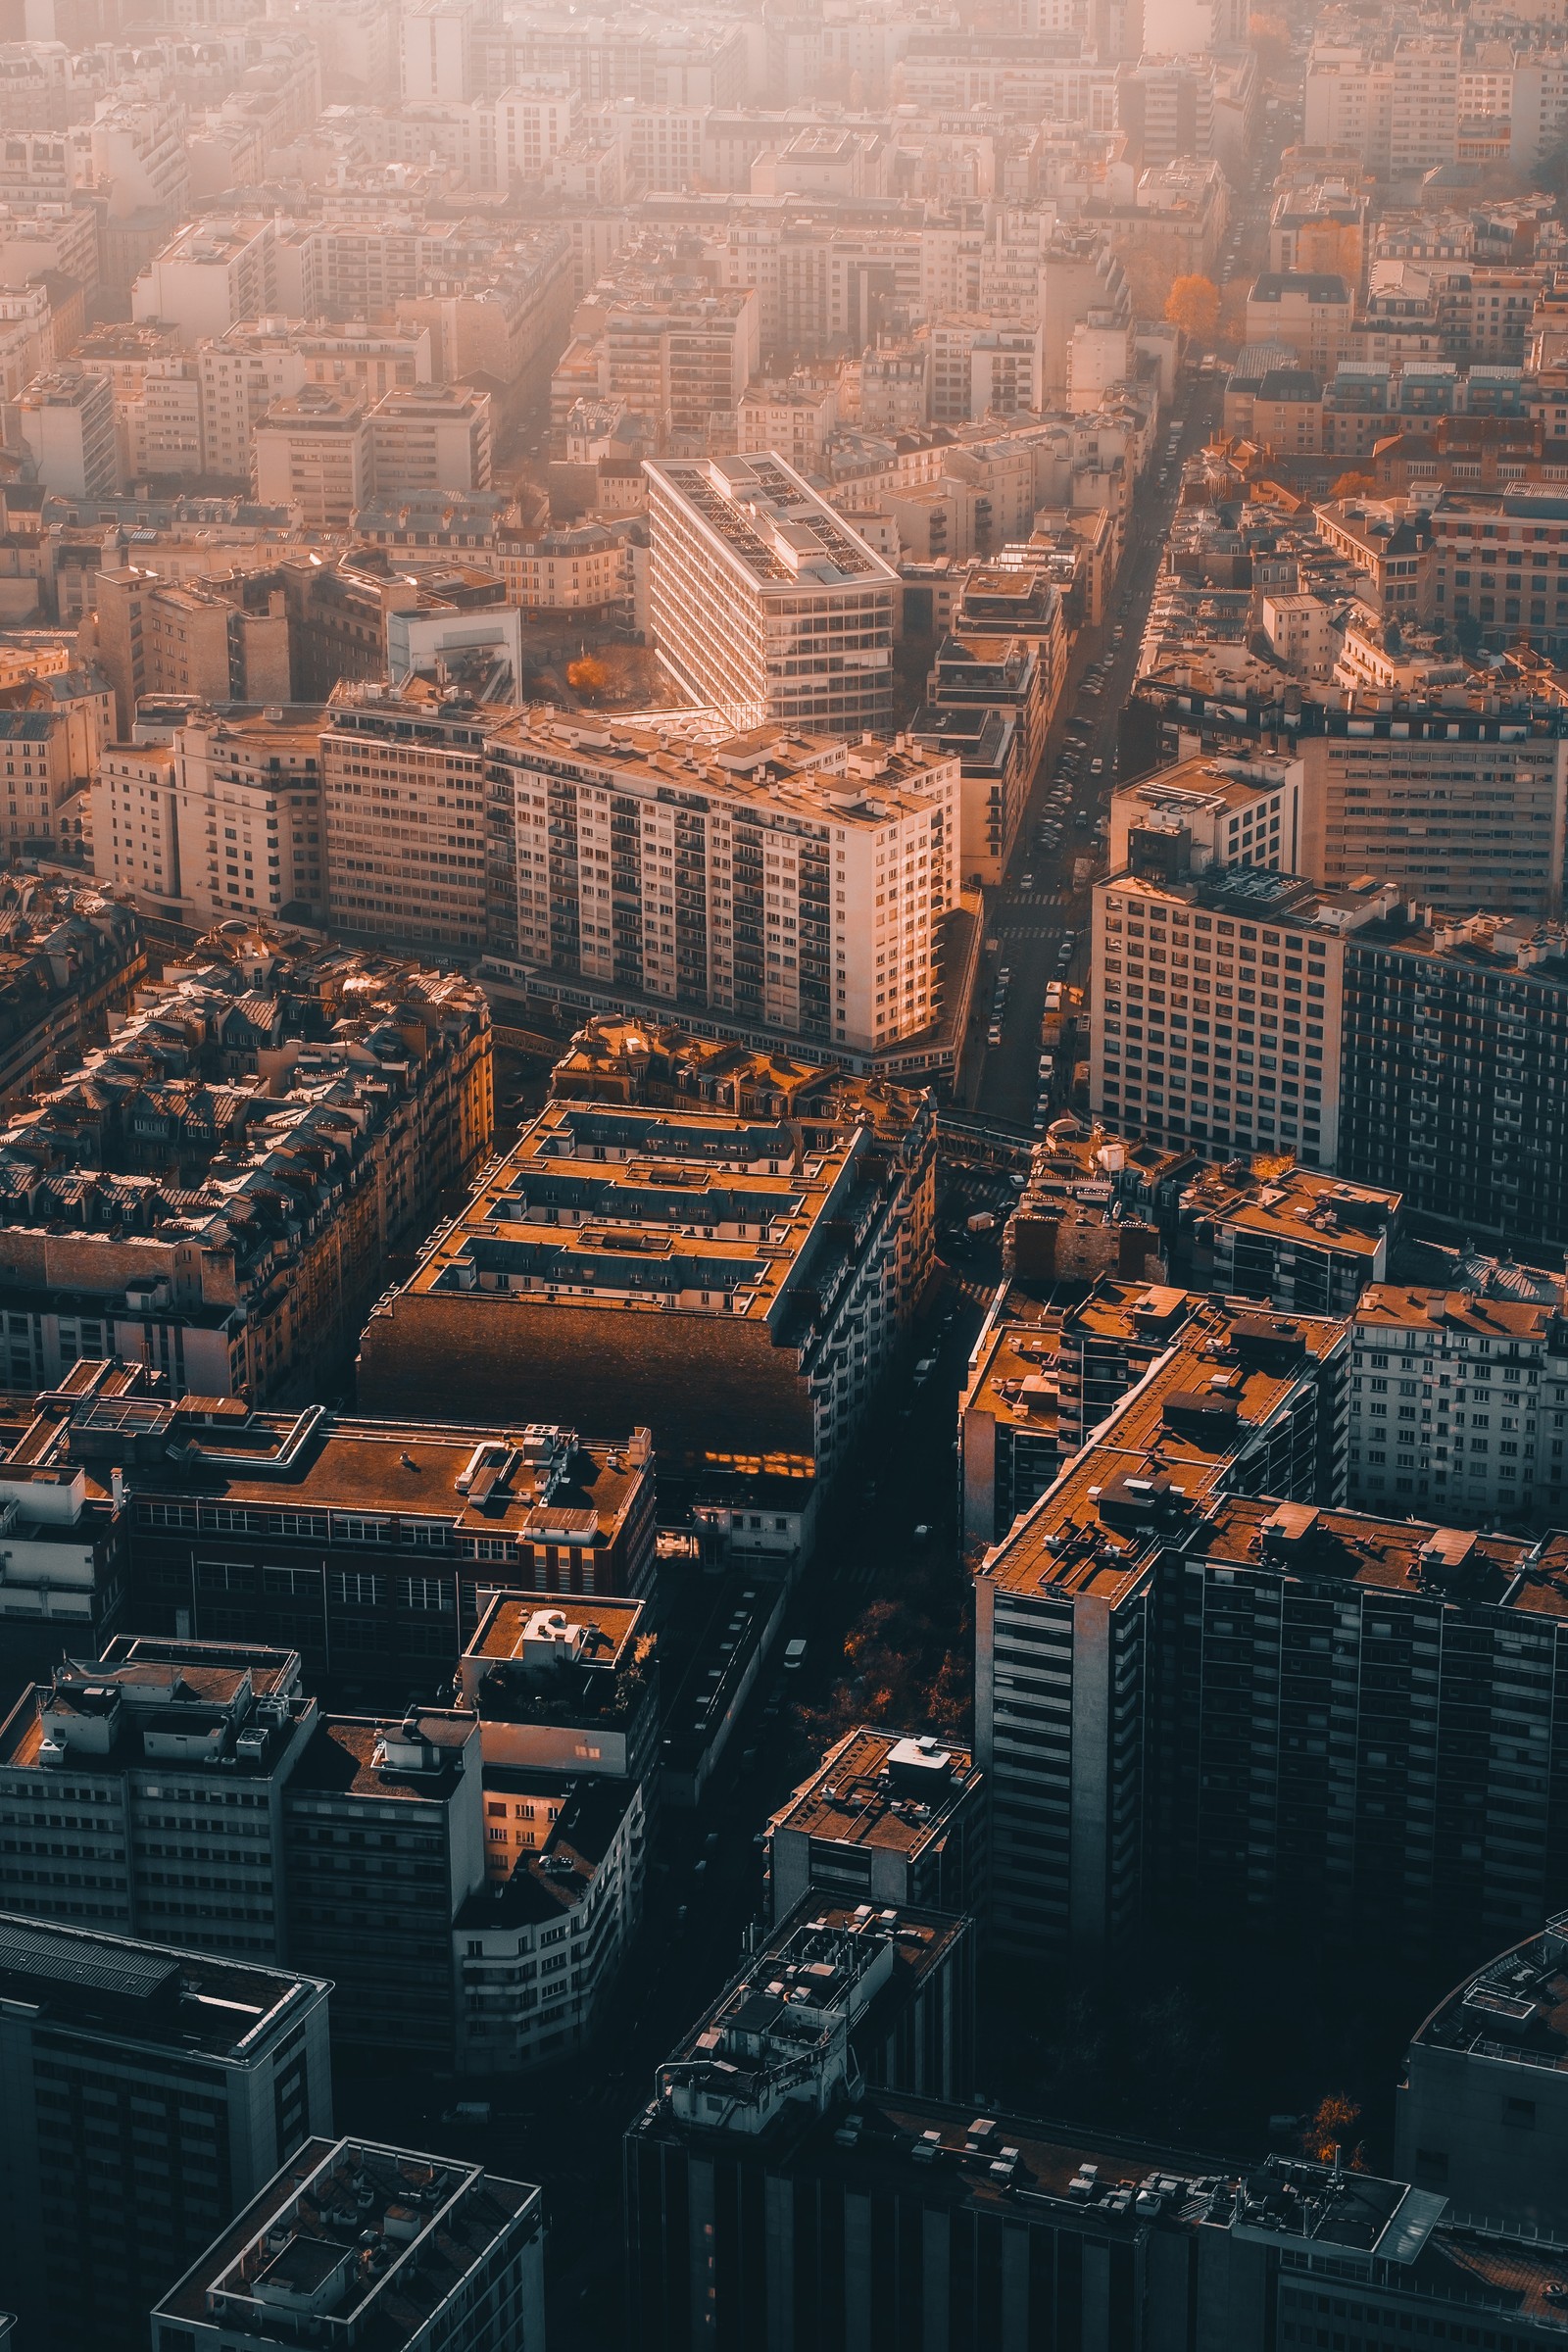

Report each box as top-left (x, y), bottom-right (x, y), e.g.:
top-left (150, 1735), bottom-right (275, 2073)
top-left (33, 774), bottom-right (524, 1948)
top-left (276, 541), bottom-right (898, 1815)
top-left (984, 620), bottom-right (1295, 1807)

top-left (322, 678), bottom-right (504, 955)
top-left (486, 713), bottom-right (958, 1056)
top-left (644, 453), bottom-right (899, 738)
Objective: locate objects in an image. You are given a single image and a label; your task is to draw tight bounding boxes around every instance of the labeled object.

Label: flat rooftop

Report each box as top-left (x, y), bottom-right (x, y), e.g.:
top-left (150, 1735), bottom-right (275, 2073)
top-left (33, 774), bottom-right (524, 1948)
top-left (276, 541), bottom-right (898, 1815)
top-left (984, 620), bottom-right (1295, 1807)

top-left (965, 1296), bottom-right (1063, 1435)
top-left (0, 1911), bottom-right (319, 2059)
top-left (645, 453), bottom-right (898, 590)
top-left (1181, 1166), bottom-right (1398, 1255)
top-left (770, 1726), bottom-right (979, 1856)
top-left (154, 2135), bottom-right (537, 2342)
top-left (1411, 1913), bottom-right (1568, 2075)
top-left (978, 1297), bottom-right (1348, 1600)
top-left (1196, 1496), bottom-right (1565, 1614)
top-left (394, 1098), bottom-right (875, 1334)
top-left (1353, 1284), bottom-right (1565, 1343)
top-left (285, 1713), bottom-right (474, 1804)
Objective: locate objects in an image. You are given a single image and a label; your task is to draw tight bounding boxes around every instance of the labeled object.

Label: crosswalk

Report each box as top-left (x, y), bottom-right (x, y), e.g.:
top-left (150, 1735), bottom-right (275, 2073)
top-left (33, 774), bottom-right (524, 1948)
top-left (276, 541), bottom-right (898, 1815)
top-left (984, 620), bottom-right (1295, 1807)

top-left (994, 917), bottom-right (1062, 940)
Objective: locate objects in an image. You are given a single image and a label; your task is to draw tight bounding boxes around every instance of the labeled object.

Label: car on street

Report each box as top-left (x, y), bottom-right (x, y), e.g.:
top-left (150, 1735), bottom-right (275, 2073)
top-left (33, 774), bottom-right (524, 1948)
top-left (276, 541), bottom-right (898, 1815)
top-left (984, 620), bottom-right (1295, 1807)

top-left (783, 1639), bottom-right (808, 1671)
top-left (1091, 757), bottom-right (1104, 774)
top-left (1019, 870), bottom-right (1034, 889)
top-left (987, 1021), bottom-right (1003, 1046)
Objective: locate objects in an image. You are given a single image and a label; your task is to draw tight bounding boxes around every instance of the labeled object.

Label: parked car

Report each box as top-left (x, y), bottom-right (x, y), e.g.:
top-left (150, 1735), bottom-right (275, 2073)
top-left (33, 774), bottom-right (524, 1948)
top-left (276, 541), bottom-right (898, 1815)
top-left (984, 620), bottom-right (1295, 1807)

top-left (783, 1639), bottom-right (808, 1671)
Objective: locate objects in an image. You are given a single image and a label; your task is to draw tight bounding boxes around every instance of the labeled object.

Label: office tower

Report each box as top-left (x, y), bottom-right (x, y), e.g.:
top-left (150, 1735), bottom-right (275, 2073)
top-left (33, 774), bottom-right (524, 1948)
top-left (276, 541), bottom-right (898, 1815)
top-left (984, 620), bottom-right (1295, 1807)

top-left (764, 1726), bottom-right (986, 1925)
top-left (123, 1404), bottom-right (658, 1675)
top-left (1395, 1909), bottom-right (1568, 2233)
top-left (976, 1298), bottom-right (1349, 1957)
top-left (1348, 1276), bottom-right (1568, 1525)
top-left (484, 713), bottom-right (959, 1056)
top-left (644, 454), bottom-right (898, 737)
top-left (150, 2137), bottom-right (546, 2352)
top-left (0, 1637), bottom-right (317, 1957)
top-left (358, 1088), bottom-right (937, 1500)
top-left (0, 1913), bottom-right (329, 2352)
top-left (282, 1710), bottom-right (485, 2066)
top-left (321, 677), bottom-right (510, 956)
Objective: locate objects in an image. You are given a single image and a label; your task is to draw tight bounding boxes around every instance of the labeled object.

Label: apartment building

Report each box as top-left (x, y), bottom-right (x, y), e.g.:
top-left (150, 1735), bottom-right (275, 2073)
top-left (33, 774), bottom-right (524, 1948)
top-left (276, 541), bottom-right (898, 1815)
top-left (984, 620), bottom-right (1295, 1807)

top-left (644, 453), bottom-right (898, 737)
top-left (131, 216), bottom-right (277, 346)
top-left (0, 936), bottom-right (493, 1403)
top-left (1245, 274), bottom-right (1354, 376)
top-left (495, 517), bottom-right (639, 621)
top-left (13, 368), bottom-right (117, 498)
top-left (1348, 1275), bottom-right (1568, 1526)
top-left (1429, 485), bottom-right (1568, 656)
top-left (764, 1724), bottom-right (985, 1924)
top-left (485, 713), bottom-right (958, 1057)
top-left (0, 1916), bottom-right (329, 2352)
top-left (282, 1709), bottom-right (484, 2065)
top-left (125, 1407), bottom-right (656, 1673)
top-left (150, 2137), bottom-right (546, 2352)
top-left (1312, 496), bottom-right (1435, 624)
top-left (928, 318), bottom-right (1044, 424)
top-left (1395, 1910), bottom-right (1568, 2233)
top-left (1335, 907), bottom-right (1568, 1252)
top-left (975, 1294), bottom-right (1348, 1956)
top-left (1090, 864), bottom-right (1357, 1170)
top-left (366, 381), bottom-right (493, 492)
top-left (0, 879), bottom-right (142, 1106)
top-left (0, 1637), bottom-right (318, 1958)
top-left (1175, 1161), bottom-right (1398, 1316)
top-left (598, 286), bottom-right (759, 443)
top-left (92, 567), bottom-right (292, 735)
top-left (1106, 750), bottom-right (1309, 882)
top-left (252, 387), bottom-right (371, 530)
top-left (163, 704), bottom-right (324, 928)
top-left (911, 631), bottom-right (1046, 884)
top-left (321, 677), bottom-right (509, 956)
top-left (358, 1087), bottom-right (936, 1497)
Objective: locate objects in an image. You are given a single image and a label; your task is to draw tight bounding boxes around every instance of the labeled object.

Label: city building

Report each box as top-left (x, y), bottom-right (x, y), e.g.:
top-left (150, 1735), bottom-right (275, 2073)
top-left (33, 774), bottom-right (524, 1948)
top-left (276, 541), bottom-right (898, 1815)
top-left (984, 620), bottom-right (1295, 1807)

top-left (1348, 1274), bottom-right (1568, 1526)
top-left (1395, 1909), bottom-right (1568, 2234)
top-left (0, 877), bottom-right (142, 1102)
top-left (644, 453), bottom-right (898, 737)
top-left (628, 2081), bottom-right (1568, 2352)
top-left (367, 381), bottom-right (493, 494)
top-left (459, 1592), bottom-right (658, 1784)
top-left (282, 1708), bottom-right (484, 2067)
top-left (975, 1295), bottom-right (1350, 1956)
top-left (1174, 1162), bottom-right (1399, 1315)
top-left (0, 933), bottom-right (493, 1403)
top-left (0, 1914), bottom-right (330, 2352)
top-left (321, 676), bottom-right (511, 956)
top-left (0, 1636), bottom-right (318, 1958)
top-left (764, 1724), bottom-right (985, 1924)
top-left (150, 2136), bottom-right (546, 2352)
top-left (484, 713), bottom-right (960, 1059)
top-left (251, 387), bottom-right (370, 531)
top-left (91, 568), bottom-right (292, 738)
top-left (123, 1406), bottom-right (656, 1679)
top-left (359, 1086), bottom-right (936, 1501)
top-left (12, 368), bottom-right (117, 498)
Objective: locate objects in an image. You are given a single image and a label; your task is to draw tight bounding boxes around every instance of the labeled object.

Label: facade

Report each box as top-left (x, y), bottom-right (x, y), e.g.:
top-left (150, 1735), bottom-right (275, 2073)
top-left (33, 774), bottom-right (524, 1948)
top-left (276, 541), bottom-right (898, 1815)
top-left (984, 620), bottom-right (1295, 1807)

top-left (321, 678), bottom-right (509, 956)
top-left (484, 713), bottom-right (959, 1056)
top-left (0, 880), bottom-right (142, 1105)
top-left (251, 388), bottom-right (370, 530)
top-left (13, 368), bottom-right (117, 498)
top-left (359, 1088), bottom-right (936, 1496)
top-left (282, 1709), bottom-right (485, 2066)
top-left (644, 453), bottom-right (898, 737)
top-left (765, 1724), bottom-right (985, 1924)
top-left (150, 2136), bottom-right (546, 2352)
top-left (92, 568), bottom-right (292, 738)
top-left (1348, 1277), bottom-right (1568, 1527)
top-left (367, 381), bottom-right (493, 493)
top-left (0, 1914), bottom-right (330, 2352)
top-left (975, 1295), bottom-right (1349, 1957)
top-left (1395, 1910), bottom-right (1568, 2234)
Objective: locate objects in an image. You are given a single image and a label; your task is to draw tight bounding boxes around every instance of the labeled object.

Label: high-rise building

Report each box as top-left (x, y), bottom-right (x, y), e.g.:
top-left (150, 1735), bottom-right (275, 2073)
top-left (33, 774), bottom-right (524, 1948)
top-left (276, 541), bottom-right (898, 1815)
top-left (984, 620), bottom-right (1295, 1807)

top-left (358, 1087), bottom-right (936, 1500)
top-left (151, 2136), bottom-right (546, 2352)
top-left (1174, 1162), bottom-right (1399, 1316)
top-left (975, 1295), bottom-right (1349, 1957)
top-left (91, 569), bottom-right (292, 737)
top-left (764, 1725), bottom-right (986, 1925)
top-left (251, 387), bottom-right (371, 530)
top-left (644, 454), bottom-right (898, 737)
top-left (484, 713), bottom-right (959, 1057)
top-left (322, 677), bottom-right (509, 956)
top-left (367, 381), bottom-right (493, 493)
top-left (12, 368), bottom-right (117, 497)
top-left (0, 1914), bottom-right (330, 2352)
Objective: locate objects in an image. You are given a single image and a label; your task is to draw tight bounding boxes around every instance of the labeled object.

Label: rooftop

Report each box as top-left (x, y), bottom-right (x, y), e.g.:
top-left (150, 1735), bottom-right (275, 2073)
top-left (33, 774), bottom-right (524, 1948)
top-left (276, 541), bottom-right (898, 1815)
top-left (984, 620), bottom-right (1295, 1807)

top-left (154, 2135), bottom-right (539, 2346)
top-left (286, 1712), bottom-right (476, 1804)
top-left (768, 1726), bottom-right (980, 1857)
top-left (1180, 1164), bottom-right (1399, 1256)
top-left (645, 453), bottom-right (897, 590)
top-left (0, 1911), bottom-right (321, 2060)
top-left (1194, 1495), bottom-right (1566, 1614)
top-left (1410, 1911), bottom-right (1568, 2077)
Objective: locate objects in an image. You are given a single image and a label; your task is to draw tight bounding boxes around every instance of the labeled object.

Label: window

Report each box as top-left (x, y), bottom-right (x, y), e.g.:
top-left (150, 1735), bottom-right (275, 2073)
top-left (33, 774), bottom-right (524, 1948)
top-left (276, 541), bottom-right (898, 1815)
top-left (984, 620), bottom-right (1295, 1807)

top-left (328, 1570), bottom-right (386, 1607)
top-left (398, 1576), bottom-right (454, 1611)
top-left (1503, 2096), bottom-right (1537, 2129)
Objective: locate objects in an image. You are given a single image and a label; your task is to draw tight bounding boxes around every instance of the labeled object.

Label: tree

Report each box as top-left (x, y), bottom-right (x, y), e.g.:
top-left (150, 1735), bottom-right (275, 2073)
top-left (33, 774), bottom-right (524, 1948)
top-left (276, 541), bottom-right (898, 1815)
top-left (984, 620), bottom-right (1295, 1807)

top-left (1330, 470), bottom-right (1377, 497)
top-left (566, 655), bottom-right (611, 696)
top-left (1165, 274), bottom-right (1221, 342)
top-left (1249, 9), bottom-right (1289, 78)
top-left (1299, 2094), bottom-right (1367, 2170)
